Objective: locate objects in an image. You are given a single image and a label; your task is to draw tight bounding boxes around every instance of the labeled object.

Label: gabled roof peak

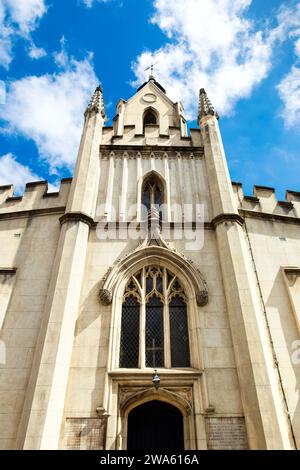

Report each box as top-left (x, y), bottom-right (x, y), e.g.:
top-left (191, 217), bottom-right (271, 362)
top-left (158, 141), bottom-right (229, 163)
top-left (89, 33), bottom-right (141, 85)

top-left (137, 76), bottom-right (166, 94)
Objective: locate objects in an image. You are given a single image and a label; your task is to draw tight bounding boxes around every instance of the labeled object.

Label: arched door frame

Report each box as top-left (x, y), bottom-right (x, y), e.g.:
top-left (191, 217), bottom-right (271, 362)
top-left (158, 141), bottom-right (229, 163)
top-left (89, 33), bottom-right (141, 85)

top-left (120, 390), bottom-right (192, 450)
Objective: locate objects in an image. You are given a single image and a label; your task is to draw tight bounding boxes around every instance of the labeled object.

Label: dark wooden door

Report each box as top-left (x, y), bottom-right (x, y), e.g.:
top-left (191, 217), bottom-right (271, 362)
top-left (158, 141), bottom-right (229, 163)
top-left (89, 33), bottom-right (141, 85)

top-left (127, 400), bottom-right (184, 451)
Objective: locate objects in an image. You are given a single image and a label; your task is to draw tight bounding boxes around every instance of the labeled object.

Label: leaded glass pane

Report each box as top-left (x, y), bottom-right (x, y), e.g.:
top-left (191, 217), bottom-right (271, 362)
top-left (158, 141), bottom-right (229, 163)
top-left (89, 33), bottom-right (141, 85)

top-left (156, 275), bottom-right (163, 293)
top-left (143, 188), bottom-right (150, 211)
top-left (154, 187), bottom-right (161, 207)
top-left (119, 296), bottom-right (140, 368)
top-left (146, 296), bottom-right (164, 367)
top-left (146, 276), bottom-right (152, 294)
top-left (169, 297), bottom-right (190, 367)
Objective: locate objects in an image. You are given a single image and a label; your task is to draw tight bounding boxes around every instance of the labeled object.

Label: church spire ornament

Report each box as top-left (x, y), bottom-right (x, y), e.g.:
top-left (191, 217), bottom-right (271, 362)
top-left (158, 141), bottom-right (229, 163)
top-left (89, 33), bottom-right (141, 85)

top-left (198, 88), bottom-right (219, 124)
top-left (84, 85), bottom-right (106, 119)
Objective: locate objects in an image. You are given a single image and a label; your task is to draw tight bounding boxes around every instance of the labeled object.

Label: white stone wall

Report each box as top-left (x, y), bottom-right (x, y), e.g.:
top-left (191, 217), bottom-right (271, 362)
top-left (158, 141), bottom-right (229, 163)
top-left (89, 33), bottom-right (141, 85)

top-left (96, 150), bottom-right (213, 223)
top-left (59, 227), bottom-right (243, 449)
top-left (0, 213), bottom-right (63, 449)
top-left (245, 217), bottom-right (300, 447)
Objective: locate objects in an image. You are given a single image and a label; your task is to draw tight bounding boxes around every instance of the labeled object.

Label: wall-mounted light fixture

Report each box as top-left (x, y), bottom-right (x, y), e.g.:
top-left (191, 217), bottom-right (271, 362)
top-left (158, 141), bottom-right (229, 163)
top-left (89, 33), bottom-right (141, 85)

top-left (152, 369), bottom-right (160, 390)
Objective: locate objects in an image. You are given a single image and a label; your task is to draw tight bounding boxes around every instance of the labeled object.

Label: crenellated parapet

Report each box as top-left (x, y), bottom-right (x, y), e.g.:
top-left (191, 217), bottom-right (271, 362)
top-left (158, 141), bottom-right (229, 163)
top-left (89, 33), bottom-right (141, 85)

top-left (0, 178), bottom-right (73, 216)
top-left (101, 124), bottom-right (203, 147)
top-left (232, 182), bottom-right (300, 220)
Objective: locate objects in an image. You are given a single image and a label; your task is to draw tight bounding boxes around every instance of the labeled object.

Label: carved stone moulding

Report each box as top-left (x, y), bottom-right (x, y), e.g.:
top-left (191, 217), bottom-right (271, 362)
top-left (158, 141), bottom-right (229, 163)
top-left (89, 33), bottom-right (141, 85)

top-left (119, 386), bottom-right (193, 417)
top-left (98, 244), bottom-right (209, 307)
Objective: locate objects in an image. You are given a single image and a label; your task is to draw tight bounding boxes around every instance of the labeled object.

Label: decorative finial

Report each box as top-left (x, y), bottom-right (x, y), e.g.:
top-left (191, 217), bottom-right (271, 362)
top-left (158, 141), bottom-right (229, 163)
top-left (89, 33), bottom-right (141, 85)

top-left (145, 61), bottom-right (159, 81)
top-left (198, 88), bottom-right (219, 123)
top-left (85, 85), bottom-right (106, 119)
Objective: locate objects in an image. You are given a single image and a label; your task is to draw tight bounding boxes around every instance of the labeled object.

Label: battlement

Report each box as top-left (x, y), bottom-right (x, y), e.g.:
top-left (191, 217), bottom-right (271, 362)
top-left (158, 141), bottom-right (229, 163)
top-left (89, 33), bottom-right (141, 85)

top-left (101, 124), bottom-right (203, 147)
top-left (232, 182), bottom-right (300, 220)
top-left (0, 178), bottom-right (73, 216)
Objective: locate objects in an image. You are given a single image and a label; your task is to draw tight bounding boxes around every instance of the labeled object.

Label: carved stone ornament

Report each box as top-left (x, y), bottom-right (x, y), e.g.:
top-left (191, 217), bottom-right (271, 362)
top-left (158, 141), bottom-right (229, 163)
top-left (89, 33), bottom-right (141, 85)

top-left (196, 290), bottom-right (209, 307)
top-left (99, 288), bottom-right (113, 305)
top-left (98, 234), bottom-right (209, 307)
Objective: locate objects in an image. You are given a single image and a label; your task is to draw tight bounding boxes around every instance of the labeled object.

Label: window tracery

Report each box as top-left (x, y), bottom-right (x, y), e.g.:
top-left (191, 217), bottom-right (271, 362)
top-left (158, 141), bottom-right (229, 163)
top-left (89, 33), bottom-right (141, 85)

top-left (119, 266), bottom-right (190, 369)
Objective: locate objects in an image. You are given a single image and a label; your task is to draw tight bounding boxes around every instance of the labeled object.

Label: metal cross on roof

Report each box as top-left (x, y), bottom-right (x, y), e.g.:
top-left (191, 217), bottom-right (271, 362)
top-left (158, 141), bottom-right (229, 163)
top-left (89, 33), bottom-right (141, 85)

top-left (145, 61), bottom-right (159, 79)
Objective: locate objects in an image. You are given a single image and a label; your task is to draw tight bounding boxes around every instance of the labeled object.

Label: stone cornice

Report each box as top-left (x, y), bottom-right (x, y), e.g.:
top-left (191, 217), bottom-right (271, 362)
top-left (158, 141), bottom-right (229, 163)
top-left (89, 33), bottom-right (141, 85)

top-left (211, 213), bottom-right (245, 228)
top-left (59, 212), bottom-right (94, 228)
top-left (100, 144), bottom-right (204, 154)
top-left (283, 267), bottom-right (300, 277)
top-left (0, 267), bottom-right (17, 275)
top-left (239, 209), bottom-right (300, 225)
top-left (93, 221), bottom-right (214, 230)
top-left (0, 207), bottom-right (66, 221)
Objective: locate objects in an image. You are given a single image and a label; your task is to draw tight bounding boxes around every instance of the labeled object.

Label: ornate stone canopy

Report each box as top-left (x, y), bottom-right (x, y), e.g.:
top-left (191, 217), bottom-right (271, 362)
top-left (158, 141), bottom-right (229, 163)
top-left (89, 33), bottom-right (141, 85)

top-left (99, 241), bottom-right (208, 307)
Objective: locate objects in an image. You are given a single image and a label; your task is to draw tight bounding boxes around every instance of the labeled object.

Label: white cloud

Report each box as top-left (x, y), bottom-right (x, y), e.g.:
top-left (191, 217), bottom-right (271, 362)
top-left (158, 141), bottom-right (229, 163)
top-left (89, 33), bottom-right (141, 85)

top-left (0, 0), bottom-right (47, 68)
top-left (132, 0), bottom-right (300, 120)
top-left (28, 41), bottom-right (46, 59)
top-left (0, 51), bottom-right (99, 172)
top-left (82, 0), bottom-right (122, 7)
top-left (4, 0), bottom-right (46, 34)
top-left (0, 153), bottom-right (45, 193)
top-left (82, 0), bottom-right (110, 7)
top-left (277, 66), bottom-right (300, 129)
top-left (276, 3), bottom-right (300, 129)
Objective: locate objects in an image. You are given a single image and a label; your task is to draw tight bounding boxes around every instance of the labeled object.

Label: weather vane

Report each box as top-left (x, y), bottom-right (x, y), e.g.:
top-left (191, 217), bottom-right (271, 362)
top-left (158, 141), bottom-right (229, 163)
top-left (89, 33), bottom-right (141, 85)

top-left (145, 61), bottom-right (159, 78)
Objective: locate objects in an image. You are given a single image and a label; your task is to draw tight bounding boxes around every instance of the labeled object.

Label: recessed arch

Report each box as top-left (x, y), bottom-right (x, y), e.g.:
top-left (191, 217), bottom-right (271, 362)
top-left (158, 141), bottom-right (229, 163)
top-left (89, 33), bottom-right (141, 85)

top-left (119, 389), bottom-right (192, 450)
top-left (137, 170), bottom-right (168, 222)
top-left (99, 245), bottom-right (208, 308)
top-left (127, 400), bottom-right (184, 450)
top-left (120, 387), bottom-right (192, 417)
top-left (143, 106), bottom-right (159, 132)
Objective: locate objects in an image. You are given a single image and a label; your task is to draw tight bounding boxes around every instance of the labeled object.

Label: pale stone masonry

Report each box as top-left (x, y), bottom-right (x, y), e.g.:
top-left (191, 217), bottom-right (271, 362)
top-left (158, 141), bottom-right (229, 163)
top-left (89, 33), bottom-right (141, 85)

top-left (0, 76), bottom-right (299, 450)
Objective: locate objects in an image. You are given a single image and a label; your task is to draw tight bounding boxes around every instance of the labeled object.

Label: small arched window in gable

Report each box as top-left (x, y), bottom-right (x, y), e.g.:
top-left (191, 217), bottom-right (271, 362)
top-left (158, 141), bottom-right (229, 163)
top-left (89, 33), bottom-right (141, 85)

top-left (143, 109), bottom-right (157, 132)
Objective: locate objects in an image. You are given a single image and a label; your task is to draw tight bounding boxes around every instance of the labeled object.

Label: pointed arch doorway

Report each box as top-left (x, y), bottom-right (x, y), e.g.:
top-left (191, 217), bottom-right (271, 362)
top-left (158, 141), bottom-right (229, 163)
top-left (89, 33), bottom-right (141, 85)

top-left (127, 400), bottom-right (184, 451)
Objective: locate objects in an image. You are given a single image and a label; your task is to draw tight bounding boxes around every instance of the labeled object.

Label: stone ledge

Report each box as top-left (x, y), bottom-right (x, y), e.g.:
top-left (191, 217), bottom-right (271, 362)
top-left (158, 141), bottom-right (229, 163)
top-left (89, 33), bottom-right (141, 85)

top-left (100, 144), bottom-right (204, 152)
top-left (60, 212), bottom-right (94, 228)
top-left (0, 267), bottom-right (17, 275)
top-left (0, 207), bottom-right (66, 220)
top-left (239, 209), bottom-right (300, 225)
top-left (211, 213), bottom-right (245, 228)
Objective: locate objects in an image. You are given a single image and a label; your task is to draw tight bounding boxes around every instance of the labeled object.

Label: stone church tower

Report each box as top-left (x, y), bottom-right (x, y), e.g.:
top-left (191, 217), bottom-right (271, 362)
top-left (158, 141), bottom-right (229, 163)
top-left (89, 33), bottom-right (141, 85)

top-left (0, 75), bottom-right (300, 450)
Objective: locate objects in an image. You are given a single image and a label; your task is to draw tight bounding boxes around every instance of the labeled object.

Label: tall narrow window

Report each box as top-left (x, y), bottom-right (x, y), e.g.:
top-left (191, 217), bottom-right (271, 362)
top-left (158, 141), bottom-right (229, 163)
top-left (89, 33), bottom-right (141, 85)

top-left (142, 179), bottom-right (162, 212)
top-left (146, 296), bottom-right (164, 367)
top-left (169, 297), bottom-right (190, 367)
top-left (142, 178), bottom-right (163, 223)
top-left (119, 266), bottom-right (191, 369)
top-left (119, 279), bottom-right (141, 368)
top-left (143, 109), bottom-right (157, 131)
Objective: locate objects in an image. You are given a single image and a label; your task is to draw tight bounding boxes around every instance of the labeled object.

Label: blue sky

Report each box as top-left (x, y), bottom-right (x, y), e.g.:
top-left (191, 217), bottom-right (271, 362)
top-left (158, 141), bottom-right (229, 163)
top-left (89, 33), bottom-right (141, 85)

top-left (0, 0), bottom-right (300, 199)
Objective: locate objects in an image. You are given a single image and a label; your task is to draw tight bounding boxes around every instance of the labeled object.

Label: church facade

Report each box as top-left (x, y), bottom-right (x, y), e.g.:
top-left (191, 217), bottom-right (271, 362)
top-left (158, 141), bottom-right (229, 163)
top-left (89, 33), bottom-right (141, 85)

top-left (0, 76), bottom-right (300, 450)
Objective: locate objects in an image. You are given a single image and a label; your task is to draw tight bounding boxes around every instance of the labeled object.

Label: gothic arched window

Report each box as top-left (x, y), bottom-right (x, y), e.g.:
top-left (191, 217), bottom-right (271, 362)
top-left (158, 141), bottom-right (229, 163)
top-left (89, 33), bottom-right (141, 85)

top-left (119, 266), bottom-right (190, 369)
top-left (142, 179), bottom-right (162, 212)
top-left (143, 109), bottom-right (157, 131)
